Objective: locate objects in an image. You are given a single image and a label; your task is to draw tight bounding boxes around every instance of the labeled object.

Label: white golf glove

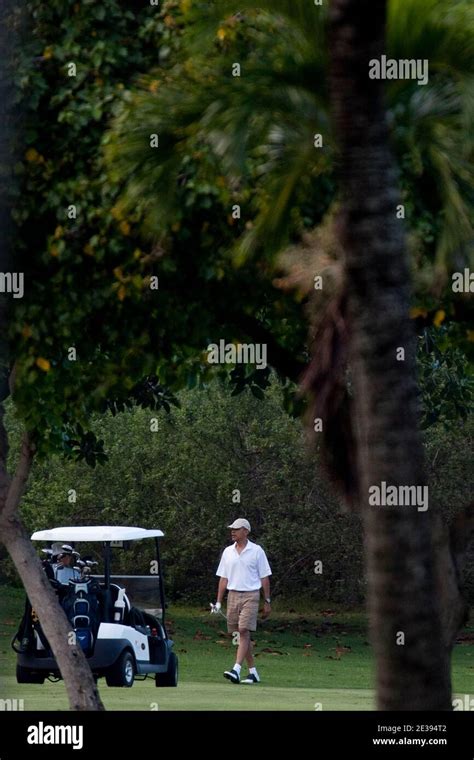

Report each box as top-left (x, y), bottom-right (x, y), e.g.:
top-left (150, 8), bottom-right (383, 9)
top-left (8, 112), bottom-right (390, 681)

top-left (210, 602), bottom-right (221, 614)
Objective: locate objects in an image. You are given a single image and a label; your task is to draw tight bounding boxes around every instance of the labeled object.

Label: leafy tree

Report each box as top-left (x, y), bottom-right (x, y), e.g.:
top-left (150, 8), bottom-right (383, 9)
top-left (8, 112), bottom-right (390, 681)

top-left (4, 381), bottom-right (472, 603)
top-left (106, 0), bottom-right (473, 340)
top-left (105, 0), bottom-right (474, 709)
top-left (0, 0), bottom-right (187, 711)
top-left (1, 0), bottom-right (472, 711)
top-left (2, 381), bottom-right (366, 603)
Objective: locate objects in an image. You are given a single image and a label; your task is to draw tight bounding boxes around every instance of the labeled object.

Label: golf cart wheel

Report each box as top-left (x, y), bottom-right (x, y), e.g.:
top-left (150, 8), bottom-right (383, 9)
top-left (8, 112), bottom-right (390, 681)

top-left (155, 652), bottom-right (178, 687)
top-left (105, 650), bottom-right (135, 688)
top-left (16, 664), bottom-right (45, 684)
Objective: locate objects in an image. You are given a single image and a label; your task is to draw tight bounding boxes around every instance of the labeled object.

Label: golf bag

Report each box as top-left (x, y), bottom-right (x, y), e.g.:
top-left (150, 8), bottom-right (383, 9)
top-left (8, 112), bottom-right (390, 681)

top-left (11, 597), bottom-right (49, 654)
top-left (60, 578), bottom-right (101, 656)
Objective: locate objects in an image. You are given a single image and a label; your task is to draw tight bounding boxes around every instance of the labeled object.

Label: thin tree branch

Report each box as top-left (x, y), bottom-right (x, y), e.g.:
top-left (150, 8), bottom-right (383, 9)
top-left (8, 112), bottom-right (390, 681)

top-left (1, 431), bottom-right (34, 523)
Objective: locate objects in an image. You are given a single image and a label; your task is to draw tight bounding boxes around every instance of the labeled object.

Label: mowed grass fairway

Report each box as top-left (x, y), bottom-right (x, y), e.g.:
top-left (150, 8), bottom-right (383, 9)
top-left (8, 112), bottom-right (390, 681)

top-left (1, 587), bottom-right (473, 711)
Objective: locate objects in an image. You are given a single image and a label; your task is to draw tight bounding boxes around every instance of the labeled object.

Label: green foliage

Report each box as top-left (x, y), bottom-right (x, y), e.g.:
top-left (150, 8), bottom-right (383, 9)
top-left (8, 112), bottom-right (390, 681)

top-left (65, 425), bottom-right (107, 468)
top-left (7, 0), bottom-right (473, 464)
top-left (9, 0), bottom-right (312, 456)
top-left (424, 416), bottom-right (474, 603)
top-left (2, 381), bottom-right (472, 601)
top-left (229, 365), bottom-right (272, 399)
top-left (3, 381), bottom-right (363, 603)
top-left (105, 5), bottom-right (332, 263)
top-left (9, 0), bottom-right (190, 452)
top-left (106, 0), bottom-right (474, 385)
top-left (108, 0), bottom-right (474, 275)
top-left (424, 416), bottom-right (474, 521)
top-left (418, 326), bottom-right (474, 429)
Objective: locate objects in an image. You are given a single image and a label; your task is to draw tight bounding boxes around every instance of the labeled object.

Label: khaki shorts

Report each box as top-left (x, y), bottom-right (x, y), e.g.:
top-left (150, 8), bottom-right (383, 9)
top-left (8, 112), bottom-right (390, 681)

top-left (226, 590), bottom-right (260, 632)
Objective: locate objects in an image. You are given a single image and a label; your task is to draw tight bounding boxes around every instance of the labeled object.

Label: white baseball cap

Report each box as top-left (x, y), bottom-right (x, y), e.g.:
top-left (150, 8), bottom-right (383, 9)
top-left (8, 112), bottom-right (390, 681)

top-left (51, 542), bottom-right (64, 557)
top-left (58, 544), bottom-right (80, 558)
top-left (228, 518), bottom-right (251, 532)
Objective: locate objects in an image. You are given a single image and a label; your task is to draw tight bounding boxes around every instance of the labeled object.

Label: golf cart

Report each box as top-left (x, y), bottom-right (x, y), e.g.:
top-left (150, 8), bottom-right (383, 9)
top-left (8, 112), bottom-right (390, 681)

top-left (12, 526), bottom-right (178, 688)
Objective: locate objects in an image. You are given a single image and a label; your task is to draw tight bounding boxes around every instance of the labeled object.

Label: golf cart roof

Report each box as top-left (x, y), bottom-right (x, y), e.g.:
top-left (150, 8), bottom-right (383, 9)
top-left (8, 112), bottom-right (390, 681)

top-left (30, 526), bottom-right (164, 542)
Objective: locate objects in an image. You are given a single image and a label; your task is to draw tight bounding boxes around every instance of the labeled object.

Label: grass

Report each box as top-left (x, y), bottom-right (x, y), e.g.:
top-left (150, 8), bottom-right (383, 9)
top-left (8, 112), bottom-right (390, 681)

top-left (1, 587), bottom-right (473, 711)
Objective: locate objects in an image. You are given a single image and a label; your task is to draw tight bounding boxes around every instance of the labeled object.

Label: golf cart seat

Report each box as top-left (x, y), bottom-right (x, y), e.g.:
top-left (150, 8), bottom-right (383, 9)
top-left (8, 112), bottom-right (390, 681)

top-left (92, 582), bottom-right (130, 624)
top-left (109, 583), bottom-right (131, 623)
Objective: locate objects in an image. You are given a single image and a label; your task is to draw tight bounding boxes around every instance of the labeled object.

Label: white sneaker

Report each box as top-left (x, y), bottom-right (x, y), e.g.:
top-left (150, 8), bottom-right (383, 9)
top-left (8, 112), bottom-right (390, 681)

top-left (241, 673), bottom-right (260, 684)
top-left (223, 668), bottom-right (240, 684)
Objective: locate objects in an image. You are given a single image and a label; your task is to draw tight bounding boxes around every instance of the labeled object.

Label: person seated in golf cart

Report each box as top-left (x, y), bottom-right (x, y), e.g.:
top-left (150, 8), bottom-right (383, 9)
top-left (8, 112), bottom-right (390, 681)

top-left (40, 548), bottom-right (54, 580)
top-left (54, 545), bottom-right (81, 585)
top-left (40, 542), bottom-right (64, 580)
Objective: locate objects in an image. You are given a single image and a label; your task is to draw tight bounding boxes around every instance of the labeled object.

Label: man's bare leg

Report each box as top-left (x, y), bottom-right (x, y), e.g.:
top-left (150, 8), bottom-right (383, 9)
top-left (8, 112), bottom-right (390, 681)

top-left (236, 628), bottom-right (250, 665)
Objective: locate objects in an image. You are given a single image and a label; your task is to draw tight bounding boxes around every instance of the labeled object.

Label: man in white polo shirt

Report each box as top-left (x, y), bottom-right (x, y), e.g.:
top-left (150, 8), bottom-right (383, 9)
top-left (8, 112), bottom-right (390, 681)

top-left (212, 518), bottom-right (272, 684)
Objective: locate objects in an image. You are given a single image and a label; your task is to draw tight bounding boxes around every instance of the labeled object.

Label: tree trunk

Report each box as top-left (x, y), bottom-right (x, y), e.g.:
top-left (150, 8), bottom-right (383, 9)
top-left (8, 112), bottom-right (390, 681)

top-left (433, 505), bottom-right (474, 651)
top-left (0, 413), bottom-right (105, 711)
top-left (328, 0), bottom-right (451, 709)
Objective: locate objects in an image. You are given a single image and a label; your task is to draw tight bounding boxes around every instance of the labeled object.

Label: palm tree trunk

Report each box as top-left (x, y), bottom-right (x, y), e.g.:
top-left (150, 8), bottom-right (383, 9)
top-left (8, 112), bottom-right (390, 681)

top-left (328, 0), bottom-right (451, 709)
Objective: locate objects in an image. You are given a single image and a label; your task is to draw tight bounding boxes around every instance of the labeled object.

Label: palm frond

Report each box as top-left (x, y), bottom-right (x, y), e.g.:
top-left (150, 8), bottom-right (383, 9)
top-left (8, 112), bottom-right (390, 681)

top-left (388, 77), bottom-right (474, 268)
top-left (180, 0), bottom-right (327, 57)
top-left (104, 0), bottom-right (474, 280)
top-left (388, 0), bottom-right (474, 77)
top-left (105, 12), bottom-right (331, 254)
